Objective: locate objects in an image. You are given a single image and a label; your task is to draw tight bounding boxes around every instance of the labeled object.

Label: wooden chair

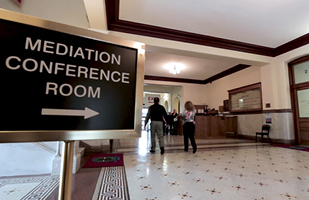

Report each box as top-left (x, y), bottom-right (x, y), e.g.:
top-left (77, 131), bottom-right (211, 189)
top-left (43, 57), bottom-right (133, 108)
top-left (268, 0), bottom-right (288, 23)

top-left (255, 125), bottom-right (272, 143)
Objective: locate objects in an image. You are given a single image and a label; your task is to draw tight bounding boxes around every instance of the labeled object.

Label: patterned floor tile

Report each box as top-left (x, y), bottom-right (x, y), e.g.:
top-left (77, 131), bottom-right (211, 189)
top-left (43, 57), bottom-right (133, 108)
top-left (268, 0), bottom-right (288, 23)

top-left (2, 131), bottom-right (309, 200)
top-left (0, 175), bottom-right (59, 200)
top-left (124, 145), bottom-right (309, 200)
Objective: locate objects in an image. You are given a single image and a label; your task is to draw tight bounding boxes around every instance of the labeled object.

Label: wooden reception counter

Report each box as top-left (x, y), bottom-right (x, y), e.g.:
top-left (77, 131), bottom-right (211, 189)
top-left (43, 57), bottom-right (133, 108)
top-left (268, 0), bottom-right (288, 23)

top-left (195, 115), bottom-right (237, 139)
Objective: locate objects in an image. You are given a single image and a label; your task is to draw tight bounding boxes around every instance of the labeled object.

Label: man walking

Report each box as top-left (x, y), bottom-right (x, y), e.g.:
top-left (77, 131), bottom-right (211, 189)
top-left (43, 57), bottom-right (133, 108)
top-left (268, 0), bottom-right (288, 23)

top-left (144, 97), bottom-right (167, 154)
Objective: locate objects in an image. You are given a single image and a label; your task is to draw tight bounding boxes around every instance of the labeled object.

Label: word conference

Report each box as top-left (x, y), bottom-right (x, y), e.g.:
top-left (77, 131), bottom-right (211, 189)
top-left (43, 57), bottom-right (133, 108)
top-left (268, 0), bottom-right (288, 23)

top-left (4, 37), bottom-right (131, 99)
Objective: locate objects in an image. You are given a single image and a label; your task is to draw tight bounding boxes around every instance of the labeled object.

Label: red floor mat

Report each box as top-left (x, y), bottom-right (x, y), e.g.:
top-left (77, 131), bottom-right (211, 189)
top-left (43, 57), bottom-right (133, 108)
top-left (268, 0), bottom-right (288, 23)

top-left (83, 153), bottom-right (124, 168)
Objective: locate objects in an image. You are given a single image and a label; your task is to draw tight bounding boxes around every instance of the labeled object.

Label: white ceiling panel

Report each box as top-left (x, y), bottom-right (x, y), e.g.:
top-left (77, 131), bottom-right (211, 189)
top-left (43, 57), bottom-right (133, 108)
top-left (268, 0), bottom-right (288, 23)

top-left (120, 0), bottom-right (309, 47)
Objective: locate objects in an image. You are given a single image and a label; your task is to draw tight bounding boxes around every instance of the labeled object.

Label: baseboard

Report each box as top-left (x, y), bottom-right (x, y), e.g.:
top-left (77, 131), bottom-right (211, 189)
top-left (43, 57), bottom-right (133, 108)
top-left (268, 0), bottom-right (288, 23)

top-left (237, 134), bottom-right (295, 145)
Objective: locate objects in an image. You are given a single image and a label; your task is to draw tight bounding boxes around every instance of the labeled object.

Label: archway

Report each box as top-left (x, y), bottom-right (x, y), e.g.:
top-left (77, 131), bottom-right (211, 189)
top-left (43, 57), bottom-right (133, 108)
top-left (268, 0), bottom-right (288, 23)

top-left (174, 97), bottom-right (181, 113)
top-left (164, 101), bottom-right (169, 112)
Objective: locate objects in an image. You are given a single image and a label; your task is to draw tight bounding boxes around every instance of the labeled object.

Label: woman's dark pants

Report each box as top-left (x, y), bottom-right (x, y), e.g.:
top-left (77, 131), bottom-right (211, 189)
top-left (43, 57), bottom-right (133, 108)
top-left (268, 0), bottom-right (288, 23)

top-left (183, 122), bottom-right (197, 151)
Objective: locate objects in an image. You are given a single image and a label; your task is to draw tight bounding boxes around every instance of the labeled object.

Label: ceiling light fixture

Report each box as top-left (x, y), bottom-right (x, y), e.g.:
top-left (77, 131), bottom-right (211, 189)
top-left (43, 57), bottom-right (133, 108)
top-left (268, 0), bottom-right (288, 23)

top-left (165, 63), bottom-right (185, 75)
top-left (170, 66), bottom-right (180, 74)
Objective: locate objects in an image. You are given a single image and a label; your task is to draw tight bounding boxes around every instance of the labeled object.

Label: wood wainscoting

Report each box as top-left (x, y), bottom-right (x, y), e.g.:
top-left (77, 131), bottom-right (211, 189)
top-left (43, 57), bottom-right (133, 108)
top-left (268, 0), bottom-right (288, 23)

top-left (195, 115), bottom-right (237, 138)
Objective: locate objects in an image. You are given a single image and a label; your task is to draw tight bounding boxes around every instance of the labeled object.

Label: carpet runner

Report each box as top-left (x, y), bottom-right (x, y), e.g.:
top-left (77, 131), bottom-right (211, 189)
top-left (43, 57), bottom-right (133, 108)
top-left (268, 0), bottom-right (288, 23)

top-left (91, 166), bottom-right (129, 200)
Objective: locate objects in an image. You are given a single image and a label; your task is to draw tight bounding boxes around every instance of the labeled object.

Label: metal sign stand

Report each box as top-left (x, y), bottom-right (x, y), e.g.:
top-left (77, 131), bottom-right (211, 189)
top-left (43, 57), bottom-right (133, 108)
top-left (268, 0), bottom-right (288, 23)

top-left (58, 141), bottom-right (75, 200)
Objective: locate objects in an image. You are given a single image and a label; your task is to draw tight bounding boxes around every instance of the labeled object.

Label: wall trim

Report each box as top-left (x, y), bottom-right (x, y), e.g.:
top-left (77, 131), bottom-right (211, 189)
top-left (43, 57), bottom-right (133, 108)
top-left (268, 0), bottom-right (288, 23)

top-left (105, 0), bottom-right (309, 58)
top-left (105, 0), bottom-right (309, 84)
top-left (225, 109), bottom-right (293, 115)
top-left (262, 109), bottom-right (293, 113)
top-left (238, 134), bottom-right (295, 145)
top-left (144, 75), bottom-right (204, 84)
top-left (203, 64), bottom-right (251, 84)
top-left (145, 64), bottom-right (251, 84)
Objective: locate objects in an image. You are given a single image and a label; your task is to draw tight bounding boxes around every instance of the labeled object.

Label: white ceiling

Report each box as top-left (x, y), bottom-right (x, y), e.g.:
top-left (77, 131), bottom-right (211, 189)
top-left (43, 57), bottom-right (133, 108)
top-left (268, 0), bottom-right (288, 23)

top-left (119, 0), bottom-right (309, 47)
top-left (2, 0), bottom-right (308, 81)
top-left (115, 0), bottom-right (309, 80)
top-left (145, 51), bottom-right (240, 80)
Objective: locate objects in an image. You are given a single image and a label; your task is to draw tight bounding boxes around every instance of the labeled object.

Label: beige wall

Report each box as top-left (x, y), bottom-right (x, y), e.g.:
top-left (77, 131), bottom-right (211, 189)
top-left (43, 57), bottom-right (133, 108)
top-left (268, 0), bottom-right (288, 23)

top-left (143, 84), bottom-right (182, 112)
top-left (0, 0), bottom-right (89, 28)
top-left (258, 43), bottom-right (309, 110)
top-left (260, 64), bottom-right (278, 109)
top-left (204, 66), bottom-right (261, 110)
top-left (272, 44), bottom-right (309, 109)
top-left (204, 41), bottom-right (309, 112)
top-left (144, 80), bottom-right (206, 113)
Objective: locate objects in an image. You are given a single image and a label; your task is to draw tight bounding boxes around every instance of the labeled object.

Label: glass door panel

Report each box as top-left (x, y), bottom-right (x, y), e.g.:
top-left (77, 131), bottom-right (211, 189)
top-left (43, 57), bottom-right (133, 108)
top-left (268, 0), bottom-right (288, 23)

top-left (294, 61), bottom-right (309, 84)
top-left (297, 89), bottom-right (309, 118)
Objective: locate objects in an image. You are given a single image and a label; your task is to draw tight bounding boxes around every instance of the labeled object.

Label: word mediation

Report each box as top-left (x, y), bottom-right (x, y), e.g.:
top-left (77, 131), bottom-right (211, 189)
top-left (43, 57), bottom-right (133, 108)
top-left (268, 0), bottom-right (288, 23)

top-left (5, 37), bottom-right (131, 99)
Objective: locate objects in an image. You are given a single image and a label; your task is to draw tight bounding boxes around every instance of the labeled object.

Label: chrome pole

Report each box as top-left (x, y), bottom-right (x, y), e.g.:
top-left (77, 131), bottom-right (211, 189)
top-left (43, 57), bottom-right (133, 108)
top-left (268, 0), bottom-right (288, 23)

top-left (58, 141), bottom-right (74, 200)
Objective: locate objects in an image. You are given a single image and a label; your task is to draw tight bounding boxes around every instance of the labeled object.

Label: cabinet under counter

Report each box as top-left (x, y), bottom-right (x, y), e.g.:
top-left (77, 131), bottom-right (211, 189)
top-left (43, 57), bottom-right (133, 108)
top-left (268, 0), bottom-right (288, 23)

top-left (195, 115), bottom-right (237, 139)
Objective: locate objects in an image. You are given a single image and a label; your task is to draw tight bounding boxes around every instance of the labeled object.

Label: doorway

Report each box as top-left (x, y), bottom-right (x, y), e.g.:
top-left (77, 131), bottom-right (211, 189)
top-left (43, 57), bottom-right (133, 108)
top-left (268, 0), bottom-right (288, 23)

top-left (174, 97), bottom-right (181, 113)
top-left (164, 101), bottom-right (169, 111)
top-left (289, 56), bottom-right (309, 145)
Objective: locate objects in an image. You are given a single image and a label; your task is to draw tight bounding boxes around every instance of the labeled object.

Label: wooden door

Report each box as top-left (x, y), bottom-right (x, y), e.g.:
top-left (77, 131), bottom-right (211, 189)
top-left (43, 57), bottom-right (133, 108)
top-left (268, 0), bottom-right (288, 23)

top-left (289, 56), bottom-right (309, 145)
top-left (294, 87), bottom-right (309, 145)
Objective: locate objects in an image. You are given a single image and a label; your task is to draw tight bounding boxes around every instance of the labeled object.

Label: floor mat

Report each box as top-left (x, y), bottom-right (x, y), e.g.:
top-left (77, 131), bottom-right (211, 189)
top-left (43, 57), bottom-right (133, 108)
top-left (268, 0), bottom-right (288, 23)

top-left (83, 153), bottom-right (124, 168)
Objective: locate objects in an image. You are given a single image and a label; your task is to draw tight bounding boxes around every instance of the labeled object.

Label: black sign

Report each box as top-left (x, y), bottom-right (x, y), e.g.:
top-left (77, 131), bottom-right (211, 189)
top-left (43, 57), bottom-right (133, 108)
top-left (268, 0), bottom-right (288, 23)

top-left (0, 19), bottom-right (137, 131)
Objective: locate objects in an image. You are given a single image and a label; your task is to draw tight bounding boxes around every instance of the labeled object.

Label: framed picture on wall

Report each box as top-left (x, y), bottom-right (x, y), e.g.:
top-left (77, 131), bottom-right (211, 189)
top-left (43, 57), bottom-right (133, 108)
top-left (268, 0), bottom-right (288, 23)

top-left (228, 83), bottom-right (262, 113)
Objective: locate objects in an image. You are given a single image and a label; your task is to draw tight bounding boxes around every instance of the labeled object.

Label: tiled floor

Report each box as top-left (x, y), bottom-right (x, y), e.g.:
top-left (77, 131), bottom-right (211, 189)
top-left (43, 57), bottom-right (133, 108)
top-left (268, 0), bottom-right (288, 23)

top-left (0, 175), bottom-right (59, 200)
top-left (1, 131), bottom-right (309, 200)
top-left (124, 144), bottom-right (309, 200)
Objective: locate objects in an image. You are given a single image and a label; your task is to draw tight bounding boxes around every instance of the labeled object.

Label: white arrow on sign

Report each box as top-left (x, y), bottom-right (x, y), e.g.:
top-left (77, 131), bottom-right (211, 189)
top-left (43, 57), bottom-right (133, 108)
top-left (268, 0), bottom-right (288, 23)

top-left (41, 107), bottom-right (99, 119)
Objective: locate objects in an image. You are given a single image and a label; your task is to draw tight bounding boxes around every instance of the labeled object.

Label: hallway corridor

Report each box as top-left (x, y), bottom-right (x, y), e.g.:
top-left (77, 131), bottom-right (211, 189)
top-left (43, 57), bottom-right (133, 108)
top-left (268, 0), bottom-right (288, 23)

top-left (1, 131), bottom-right (309, 200)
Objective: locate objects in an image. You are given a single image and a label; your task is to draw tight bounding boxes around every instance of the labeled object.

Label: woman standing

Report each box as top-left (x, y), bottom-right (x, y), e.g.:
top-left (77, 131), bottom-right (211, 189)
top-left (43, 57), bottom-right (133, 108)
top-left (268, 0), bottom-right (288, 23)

top-left (182, 101), bottom-right (197, 153)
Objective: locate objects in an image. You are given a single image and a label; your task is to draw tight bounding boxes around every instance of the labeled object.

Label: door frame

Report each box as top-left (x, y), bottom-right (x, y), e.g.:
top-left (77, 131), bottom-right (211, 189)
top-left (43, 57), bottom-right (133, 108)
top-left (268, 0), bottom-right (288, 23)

top-left (288, 55), bottom-right (309, 144)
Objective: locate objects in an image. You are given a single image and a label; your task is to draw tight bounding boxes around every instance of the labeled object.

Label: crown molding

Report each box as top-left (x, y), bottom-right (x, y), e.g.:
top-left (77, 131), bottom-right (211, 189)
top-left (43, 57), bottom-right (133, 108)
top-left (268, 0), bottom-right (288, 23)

top-left (144, 75), bottom-right (204, 85)
top-left (105, 0), bottom-right (309, 57)
top-left (145, 64), bottom-right (250, 85)
top-left (105, 0), bottom-right (275, 57)
top-left (274, 32), bottom-right (309, 56)
top-left (105, 0), bottom-right (309, 84)
top-left (203, 64), bottom-right (251, 84)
